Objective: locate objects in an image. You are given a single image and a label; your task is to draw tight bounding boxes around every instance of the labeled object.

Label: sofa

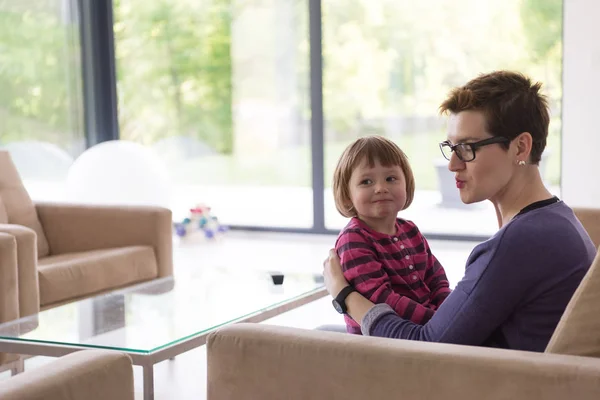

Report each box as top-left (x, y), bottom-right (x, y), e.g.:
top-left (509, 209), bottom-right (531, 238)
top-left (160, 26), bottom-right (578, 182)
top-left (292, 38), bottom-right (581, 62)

top-left (0, 150), bottom-right (173, 366)
top-left (0, 350), bottom-right (134, 400)
top-left (207, 210), bottom-right (600, 399)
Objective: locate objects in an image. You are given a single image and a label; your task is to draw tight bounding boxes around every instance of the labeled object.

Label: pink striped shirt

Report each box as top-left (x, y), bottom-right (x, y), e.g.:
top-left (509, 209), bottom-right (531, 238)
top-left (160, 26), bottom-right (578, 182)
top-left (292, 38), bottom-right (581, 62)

top-left (335, 217), bottom-right (451, 334)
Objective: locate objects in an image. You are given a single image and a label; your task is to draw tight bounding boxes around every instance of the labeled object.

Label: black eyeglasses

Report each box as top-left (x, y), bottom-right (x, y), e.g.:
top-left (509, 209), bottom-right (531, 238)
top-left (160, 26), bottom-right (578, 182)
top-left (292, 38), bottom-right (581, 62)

top-left (439, 137), bottom-right (510, 162)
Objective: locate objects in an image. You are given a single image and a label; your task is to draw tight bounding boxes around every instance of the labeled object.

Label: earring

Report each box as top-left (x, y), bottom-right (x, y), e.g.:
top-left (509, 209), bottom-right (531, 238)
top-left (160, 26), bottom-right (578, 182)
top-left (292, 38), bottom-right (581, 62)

top-left (518, 160), bottom-right (526, 166)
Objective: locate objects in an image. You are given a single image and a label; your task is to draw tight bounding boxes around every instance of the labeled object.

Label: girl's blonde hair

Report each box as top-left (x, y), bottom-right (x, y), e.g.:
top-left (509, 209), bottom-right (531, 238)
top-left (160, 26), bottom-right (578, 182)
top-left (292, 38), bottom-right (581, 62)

top-left (333, 135), bottom-right (415, 218)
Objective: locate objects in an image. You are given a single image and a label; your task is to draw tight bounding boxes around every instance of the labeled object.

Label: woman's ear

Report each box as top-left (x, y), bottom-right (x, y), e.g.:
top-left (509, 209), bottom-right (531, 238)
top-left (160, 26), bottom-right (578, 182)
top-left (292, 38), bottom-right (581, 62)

top-left (515, 132), bottom-right (533, 160)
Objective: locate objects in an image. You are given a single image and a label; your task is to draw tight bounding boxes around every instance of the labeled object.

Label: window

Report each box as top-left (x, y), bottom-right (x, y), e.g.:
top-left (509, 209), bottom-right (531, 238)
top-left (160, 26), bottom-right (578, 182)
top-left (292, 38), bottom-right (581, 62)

top-left (322, 0), bottom-right (562, 236)
top-left (0, 0), bottom-right (84, 201)
top-left (114, 0), bottom-right (311, 226)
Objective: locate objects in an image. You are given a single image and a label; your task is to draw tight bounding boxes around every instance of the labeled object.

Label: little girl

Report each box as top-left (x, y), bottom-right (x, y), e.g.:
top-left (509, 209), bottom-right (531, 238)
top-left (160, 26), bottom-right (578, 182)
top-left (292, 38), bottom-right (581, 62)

top-left (332, 135), bottom-right (451, 334)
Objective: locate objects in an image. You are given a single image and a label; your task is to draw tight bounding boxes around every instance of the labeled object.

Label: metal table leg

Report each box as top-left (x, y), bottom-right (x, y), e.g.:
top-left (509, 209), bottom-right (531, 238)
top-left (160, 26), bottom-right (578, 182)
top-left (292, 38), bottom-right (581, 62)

top-left (143, 364), bottom-right (154, 400)
top-left (10, 357), bottom-right (24, 376)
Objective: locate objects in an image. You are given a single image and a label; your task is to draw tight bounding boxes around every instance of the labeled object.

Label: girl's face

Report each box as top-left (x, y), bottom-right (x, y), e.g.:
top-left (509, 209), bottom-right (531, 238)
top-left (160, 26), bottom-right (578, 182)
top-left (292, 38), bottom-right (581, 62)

top-left (347, 157), bottom-right (407, 230)
top-left (447, 110), bottom-right (519, 204)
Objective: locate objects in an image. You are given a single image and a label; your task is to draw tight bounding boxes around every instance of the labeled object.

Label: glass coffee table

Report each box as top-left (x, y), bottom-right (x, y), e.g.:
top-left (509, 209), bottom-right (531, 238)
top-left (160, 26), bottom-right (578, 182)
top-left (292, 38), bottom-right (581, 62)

top-left (0, 265), bottom-right (326, 400)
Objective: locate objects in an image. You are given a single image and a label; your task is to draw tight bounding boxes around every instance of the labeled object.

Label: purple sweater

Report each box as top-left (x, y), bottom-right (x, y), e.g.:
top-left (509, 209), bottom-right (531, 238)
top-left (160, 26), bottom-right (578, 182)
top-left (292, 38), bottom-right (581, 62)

top-left (361, 201), bottom-right (596, 352)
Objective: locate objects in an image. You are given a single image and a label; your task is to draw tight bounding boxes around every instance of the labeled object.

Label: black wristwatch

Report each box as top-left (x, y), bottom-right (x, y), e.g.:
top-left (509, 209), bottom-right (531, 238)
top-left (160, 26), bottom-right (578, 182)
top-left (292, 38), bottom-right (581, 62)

top-left (332, 286), bottom-right (356, 314)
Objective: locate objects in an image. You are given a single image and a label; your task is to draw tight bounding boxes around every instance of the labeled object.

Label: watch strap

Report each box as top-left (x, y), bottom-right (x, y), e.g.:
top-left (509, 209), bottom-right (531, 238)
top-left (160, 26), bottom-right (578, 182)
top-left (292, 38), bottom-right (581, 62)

top-left (334, 286), bottom-right (356, 313)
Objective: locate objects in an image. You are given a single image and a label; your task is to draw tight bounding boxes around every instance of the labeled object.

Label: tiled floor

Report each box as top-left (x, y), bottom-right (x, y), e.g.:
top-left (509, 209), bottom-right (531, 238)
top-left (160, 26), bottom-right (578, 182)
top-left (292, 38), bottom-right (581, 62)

top-left (0, 232), bottom-right (477, 399)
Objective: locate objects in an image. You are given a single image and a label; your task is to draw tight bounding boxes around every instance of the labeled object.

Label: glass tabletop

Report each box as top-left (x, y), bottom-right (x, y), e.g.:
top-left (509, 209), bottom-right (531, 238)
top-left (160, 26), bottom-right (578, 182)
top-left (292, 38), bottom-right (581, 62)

top-left (0, 265), bottom-right (324, 353)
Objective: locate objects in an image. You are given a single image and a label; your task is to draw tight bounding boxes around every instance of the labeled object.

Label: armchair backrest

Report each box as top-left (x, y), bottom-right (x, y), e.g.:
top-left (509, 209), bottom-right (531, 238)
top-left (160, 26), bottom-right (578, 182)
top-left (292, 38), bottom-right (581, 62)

top-left (0, 151), bottom-right (50, 257)
top-left (573, 208), bottom-right (600, 248)
top-left (546, 246), bottom-right (600, 357)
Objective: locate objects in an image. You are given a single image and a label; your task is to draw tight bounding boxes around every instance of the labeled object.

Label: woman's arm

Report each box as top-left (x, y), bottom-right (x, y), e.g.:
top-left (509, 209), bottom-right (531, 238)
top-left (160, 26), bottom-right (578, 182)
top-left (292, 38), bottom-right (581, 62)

top-left (325, 250), bottom-right (431, 329)
top-left (326, 229), bottom-right (536, 346)
top-left (323, 250), bottom-right (376, 324)
top-left (324, 255), bottom-right (398, 328)
top-left (344, 291), bottom-right (376, 323)
top-left (364, 235), bottom-right (539, 345)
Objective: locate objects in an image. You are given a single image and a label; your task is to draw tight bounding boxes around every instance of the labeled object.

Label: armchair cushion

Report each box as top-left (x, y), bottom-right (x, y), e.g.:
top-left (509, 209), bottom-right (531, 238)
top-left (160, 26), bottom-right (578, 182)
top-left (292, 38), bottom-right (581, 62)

top-left (38, 246), bottom-right (157, 307)
top-left (36, 203), bottom-right (173, 278)
top-left (0, 350), bottom-right (134, 400)
top-left (0, 152), bottom-right (49, 257)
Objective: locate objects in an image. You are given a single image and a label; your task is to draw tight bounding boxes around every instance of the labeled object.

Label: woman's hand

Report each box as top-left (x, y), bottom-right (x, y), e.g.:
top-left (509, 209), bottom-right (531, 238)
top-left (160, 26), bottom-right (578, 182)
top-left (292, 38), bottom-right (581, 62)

top-left (323, 249), bottom-right (350, 298)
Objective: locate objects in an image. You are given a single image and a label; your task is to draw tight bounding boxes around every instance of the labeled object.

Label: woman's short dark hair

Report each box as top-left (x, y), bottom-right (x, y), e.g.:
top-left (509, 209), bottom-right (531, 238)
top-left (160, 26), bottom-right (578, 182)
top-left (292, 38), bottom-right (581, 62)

top-left (439, 71), bottom-right (550, 164)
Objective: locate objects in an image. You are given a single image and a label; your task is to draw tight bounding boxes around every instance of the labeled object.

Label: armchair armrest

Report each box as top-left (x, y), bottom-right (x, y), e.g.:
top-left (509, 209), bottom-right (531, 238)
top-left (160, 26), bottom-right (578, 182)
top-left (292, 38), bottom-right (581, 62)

top-left (0, 350), bottom-right (134, 400)
top-left (0, 233), bottom-right (18, 323)
top-left (0, 225), bottom-right (39, 317)
top-left (207, 324), bottom-right (600, 400)
top-left (36, 203), bottom-right (173, 277)
top-left (0, 233), bottom-right (19, 366)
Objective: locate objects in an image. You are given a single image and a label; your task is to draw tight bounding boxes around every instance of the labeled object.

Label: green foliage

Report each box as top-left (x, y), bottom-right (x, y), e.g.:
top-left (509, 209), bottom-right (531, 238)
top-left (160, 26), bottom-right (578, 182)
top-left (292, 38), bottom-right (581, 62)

top-left (0, 6), bottom-right (82, 148)
top-left (520, 0), bottom-right (563, 61)
top-left (114, 0), bottom-right (234, 153)
top-left (0, 0), bottom-right (564, 190)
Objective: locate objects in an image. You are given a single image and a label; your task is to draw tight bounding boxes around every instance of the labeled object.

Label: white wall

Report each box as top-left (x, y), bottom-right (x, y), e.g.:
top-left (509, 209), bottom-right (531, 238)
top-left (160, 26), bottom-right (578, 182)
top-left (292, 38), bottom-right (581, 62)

top-left (561, 0), bottom-right (600, 207)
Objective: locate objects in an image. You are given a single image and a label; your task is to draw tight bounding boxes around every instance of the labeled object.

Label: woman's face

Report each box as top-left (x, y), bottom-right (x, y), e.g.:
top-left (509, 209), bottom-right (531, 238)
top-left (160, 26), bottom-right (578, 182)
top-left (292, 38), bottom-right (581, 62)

top-left (446, 110), bottom-right (518, 204)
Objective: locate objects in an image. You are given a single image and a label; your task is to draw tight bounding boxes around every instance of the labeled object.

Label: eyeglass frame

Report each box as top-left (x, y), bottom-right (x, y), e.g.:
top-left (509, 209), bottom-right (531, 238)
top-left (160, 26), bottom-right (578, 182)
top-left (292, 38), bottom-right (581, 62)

top-left (439, 136), bottom-right (511, 162)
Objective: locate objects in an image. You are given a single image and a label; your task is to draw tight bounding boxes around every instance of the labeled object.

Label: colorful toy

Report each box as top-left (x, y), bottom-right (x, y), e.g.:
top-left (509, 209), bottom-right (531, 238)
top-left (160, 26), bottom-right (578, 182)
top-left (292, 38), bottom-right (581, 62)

top-left (173, 204), bottom-right (228, 240)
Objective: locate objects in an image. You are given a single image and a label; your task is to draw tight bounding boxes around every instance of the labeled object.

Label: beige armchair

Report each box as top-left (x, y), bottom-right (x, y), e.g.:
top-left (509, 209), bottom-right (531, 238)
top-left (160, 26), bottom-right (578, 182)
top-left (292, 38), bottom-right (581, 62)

top-left (207, 221), bottom-right (600, 400)
top-left (208, 325), bottom-right (600, 400)
top-left (0, 350), bottom-right (134, 400)
top-left (0, 150), bottom-right (173, 367)
top-left (0, 150), bottom-right (173, 315)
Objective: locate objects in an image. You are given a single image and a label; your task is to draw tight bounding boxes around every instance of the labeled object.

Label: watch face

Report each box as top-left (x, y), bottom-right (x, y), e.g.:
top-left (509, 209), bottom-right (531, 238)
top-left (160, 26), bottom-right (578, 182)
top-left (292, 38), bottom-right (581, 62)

top-left (332, 299), bottom-right (344, 314)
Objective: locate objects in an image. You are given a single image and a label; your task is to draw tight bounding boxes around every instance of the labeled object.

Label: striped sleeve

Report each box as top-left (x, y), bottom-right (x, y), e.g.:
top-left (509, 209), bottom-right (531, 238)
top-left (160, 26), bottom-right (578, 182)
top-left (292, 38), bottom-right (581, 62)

top-left (336, 229), bottom-right (435, 325)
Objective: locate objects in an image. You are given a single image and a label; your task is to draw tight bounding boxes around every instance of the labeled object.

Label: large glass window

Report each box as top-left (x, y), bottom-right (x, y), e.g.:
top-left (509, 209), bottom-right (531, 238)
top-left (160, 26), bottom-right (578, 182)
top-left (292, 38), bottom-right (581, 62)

top-left (0, 0), bottom-right (84, 201)
top-left (114, 0), bottom-right (311, 226)
top-left (322, 0), bottom-right (562, 236)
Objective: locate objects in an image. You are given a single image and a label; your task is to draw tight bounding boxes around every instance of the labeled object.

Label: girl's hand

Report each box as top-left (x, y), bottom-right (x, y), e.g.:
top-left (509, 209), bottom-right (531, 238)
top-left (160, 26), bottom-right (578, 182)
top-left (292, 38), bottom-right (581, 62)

top-left (323, 249), bottom-right (350, 298)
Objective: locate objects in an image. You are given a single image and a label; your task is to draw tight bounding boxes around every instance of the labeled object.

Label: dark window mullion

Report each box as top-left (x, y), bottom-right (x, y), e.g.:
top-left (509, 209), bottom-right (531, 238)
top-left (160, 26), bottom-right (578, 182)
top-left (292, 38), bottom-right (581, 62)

top-left (309, 0), bottom-right (325, 233)
top-left (78, 0), bottom-right (119, 147)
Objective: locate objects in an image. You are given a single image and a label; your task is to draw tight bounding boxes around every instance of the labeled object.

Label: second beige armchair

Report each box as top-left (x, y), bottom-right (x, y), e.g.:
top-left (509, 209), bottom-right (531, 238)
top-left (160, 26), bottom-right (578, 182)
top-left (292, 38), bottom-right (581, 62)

top-left (207, 214), bottom-right (600, 400)
top-left (0, 150), bottom-right (173, 319)
top-left (208, 247), bottom-right (600, 400)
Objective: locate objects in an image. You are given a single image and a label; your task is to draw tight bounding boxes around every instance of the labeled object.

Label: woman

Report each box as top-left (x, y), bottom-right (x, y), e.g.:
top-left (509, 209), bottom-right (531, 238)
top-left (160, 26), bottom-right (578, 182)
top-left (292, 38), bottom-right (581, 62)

top-left (323, 71), bottom-right (596, 352)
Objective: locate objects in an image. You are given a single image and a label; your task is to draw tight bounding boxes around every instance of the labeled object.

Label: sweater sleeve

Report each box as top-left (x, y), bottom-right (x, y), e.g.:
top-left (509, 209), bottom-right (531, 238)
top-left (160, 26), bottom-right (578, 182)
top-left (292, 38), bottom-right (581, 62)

top-left (336, 229), bottom-right (435, 325)
top-left (362, 229), bottom-right (533, 345)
